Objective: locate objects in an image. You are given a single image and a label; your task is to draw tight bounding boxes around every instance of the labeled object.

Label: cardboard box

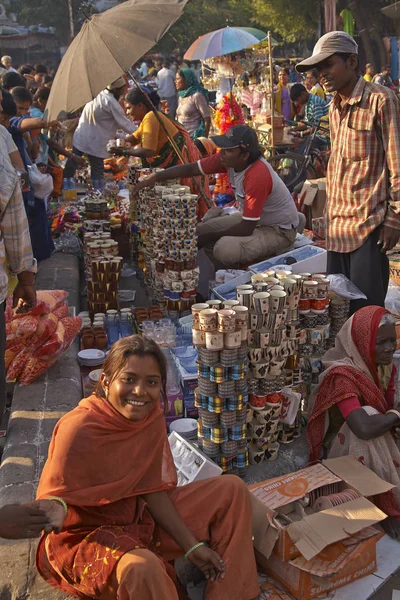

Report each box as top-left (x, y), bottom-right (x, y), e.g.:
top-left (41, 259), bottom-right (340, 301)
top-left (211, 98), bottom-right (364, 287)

top-left (250, 456), bottom-right (393, 563)
top-left (299, 178), bottom-right (326, 229)
top-left (256, 530), bottom-right (384, 600)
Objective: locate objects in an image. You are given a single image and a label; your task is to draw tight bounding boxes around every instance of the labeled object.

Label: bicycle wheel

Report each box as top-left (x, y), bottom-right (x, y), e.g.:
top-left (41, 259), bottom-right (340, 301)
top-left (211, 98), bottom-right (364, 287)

top-left (267, 152), bottom-right (306, 191)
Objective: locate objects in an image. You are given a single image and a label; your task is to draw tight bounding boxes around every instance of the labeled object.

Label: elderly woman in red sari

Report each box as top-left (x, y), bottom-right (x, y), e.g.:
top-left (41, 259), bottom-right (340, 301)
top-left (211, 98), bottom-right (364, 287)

top-left (34, 335), bottom-right (266, 600)
top-left (307, 305), bottom-right (400, 539)
top-left (121, 88), bottom-right (210, 217)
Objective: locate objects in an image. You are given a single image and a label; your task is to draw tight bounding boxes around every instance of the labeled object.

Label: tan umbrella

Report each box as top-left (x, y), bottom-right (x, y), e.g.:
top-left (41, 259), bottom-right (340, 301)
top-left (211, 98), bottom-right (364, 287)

top-left (45, 0), bottom-right (188, 121)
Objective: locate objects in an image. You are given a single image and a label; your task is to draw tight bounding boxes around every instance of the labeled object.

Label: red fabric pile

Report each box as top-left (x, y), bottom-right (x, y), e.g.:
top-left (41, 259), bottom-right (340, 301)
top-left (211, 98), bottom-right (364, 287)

top-left (5, 290), bottom-right (82, 386)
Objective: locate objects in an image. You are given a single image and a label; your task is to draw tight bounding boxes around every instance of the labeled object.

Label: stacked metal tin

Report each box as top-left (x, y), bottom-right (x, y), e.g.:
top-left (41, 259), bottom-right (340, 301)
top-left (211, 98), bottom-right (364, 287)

top-left (192, 301), bottom-right (249, 476)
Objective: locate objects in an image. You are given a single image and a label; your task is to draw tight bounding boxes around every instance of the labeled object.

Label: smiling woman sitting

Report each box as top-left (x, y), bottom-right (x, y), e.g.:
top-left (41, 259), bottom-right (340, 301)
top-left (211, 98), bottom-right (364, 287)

top-left (307, 306), bottom-right (400, 539)
top-left (35, 335), bottom-right (263, 600)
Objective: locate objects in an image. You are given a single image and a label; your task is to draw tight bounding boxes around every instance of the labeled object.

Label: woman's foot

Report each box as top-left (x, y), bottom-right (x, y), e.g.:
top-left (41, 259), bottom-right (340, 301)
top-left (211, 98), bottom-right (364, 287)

top-left (382, 517), bottom-right (400, 539)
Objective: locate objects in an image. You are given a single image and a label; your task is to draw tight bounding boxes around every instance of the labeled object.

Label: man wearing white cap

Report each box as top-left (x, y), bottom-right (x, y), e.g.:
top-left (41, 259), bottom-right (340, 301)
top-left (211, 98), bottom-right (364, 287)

top-left (67, 76), bottom-right (136, 190)
top-left (297, 32), bottom-right (400, 312)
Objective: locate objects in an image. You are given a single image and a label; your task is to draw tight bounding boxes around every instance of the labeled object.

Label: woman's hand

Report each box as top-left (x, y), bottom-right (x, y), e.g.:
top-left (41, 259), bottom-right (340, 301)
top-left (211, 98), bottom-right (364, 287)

top-left (132, 174), bottom-right (157, 195)
top-left (188, 545), bottom-right (225, 582)
top-left (36, 500), bottom-right (66, 534)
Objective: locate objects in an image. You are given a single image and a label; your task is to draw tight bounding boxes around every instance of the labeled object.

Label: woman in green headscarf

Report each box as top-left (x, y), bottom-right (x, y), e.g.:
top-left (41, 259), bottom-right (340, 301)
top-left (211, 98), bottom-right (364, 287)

top-left (175, 68), bottom-right (212, 140)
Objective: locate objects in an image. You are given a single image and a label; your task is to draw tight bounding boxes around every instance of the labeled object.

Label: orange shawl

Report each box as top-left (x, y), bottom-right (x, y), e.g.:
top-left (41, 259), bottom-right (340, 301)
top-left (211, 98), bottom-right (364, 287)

top-left (37, 395), bottom-right (177, 504)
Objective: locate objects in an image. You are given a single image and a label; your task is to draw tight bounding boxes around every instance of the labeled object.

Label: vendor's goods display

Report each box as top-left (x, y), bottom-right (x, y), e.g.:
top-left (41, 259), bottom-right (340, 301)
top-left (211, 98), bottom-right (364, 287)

top-left (241, 273), bottom-right (301, 465)
top-left (86, 247), bottom-right (122, 314)
top-left (229, 270), bottom-right (331, 464)
top-left (5, 291), bottom-right (81, 385)
top-left (192, 302), bottom-right (249, 476)
top-left (79, 308), bottom-right (133, 349)
top-left (296, 274), bottom-right (332, 410)
top-left (136, 180), bottom-right (199, 317)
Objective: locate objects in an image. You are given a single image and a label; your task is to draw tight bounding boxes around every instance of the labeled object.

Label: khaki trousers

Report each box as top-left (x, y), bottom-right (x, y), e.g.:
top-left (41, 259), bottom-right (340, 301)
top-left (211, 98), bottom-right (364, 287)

top-left (197, 213), bottom-right (296, 268)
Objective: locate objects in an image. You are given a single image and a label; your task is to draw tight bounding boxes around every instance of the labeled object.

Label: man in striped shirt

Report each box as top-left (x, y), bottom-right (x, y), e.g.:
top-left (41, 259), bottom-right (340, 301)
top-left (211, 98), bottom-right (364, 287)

top-left (289, 84), bottom-right (329, 147)
top-left (297, 32), bottom-right (400, 312)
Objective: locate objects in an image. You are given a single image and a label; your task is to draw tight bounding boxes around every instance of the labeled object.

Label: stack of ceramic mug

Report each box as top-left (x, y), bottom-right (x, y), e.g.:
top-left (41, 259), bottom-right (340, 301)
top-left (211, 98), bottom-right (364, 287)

top-left (153, 186), bottom-right (199, 317)
top-left (298, 274), bottom-right (331, 384)
top-left (239, 274), bottom-right (302, 395)
top-left (87, 257), bottom-right (122, 314)
top-left (136, 178), bottom-right (159, 295)
top-left (329, 293), bottom-right (350, 337)
top-left (246, 391), bottom-right (283, 465)
top-left (192, 300), bottom-right (249, 476)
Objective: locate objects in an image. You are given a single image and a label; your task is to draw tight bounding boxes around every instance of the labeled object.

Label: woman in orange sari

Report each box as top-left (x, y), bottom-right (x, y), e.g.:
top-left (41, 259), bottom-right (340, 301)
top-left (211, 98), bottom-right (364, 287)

top-left (35, 335), bottom-right (262, 600)
top-left (122, 88), bottom-right (210, 217)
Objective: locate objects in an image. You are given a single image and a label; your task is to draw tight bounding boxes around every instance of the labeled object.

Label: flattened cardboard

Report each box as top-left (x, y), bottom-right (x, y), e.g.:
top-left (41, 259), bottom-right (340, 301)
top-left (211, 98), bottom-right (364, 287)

top-left (322, 455), bottom-right (395, 497)
top-left (287, 497), bottom-right (387, 561)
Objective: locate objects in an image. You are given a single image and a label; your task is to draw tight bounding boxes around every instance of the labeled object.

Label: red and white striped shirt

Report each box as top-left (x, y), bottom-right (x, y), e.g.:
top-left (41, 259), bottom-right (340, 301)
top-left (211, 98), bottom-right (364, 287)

top-left (326, 76), bottom-right (400, 253)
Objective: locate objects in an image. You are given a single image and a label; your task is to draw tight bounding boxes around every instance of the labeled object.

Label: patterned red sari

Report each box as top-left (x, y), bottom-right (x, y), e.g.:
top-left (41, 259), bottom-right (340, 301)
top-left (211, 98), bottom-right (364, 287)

top-left (307, 305), bottom-right (400, 518)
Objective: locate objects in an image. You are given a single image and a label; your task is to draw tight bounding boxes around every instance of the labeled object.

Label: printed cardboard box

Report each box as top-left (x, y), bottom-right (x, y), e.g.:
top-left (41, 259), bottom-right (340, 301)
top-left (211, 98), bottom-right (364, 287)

top-left (250, 455), bottom-right (393, 562)
top-left (256, 530), bottom-right (384, 600)
top-left (299, 178), bottom-right (326, 229)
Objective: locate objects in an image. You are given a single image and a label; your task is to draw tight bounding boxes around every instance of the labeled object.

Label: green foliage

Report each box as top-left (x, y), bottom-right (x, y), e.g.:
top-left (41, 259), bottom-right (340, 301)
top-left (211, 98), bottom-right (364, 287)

top-left (155, 0), bottom-right (256, 54)
top-left (252, 0), bottom-right (320, 42)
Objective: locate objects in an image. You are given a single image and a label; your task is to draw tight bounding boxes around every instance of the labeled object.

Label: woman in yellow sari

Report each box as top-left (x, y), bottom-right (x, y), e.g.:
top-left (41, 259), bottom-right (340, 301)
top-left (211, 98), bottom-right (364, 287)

top-left (122, 89), bottom-right (210, 217)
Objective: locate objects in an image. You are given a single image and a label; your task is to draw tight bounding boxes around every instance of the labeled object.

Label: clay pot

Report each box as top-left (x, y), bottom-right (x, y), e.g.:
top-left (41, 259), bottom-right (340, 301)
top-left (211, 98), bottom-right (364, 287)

top-left (82, 333), bottom-right (95, 349)
top-left (95, 333), bottom-right (108, 350)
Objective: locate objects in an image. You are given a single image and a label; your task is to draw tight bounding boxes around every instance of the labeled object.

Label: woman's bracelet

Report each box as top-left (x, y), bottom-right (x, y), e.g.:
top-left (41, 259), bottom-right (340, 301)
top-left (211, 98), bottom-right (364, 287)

top-left (184, 541), bottom-right (206, 560)
top-left (386, 409), bottom-right (400, 421)
top-left (47, 496), bottom-right (68, 520)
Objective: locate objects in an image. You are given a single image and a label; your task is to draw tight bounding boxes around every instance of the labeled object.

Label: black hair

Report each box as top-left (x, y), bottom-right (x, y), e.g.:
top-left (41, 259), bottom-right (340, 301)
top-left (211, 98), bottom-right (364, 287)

top-left (34, 64), bottom-right (48, 74)
top-left (2, 72), bottom-right (26, 91)
top-left (306, 68), bottom-right (319, 79)
top-left (194, 138), bottom-right (207, 156)
top-left (290, 83), bottom-right (307, 101)
top-left (11, 86), bottom-right (33, 104)
top-left (333, 52), bottom-right (359, 73)
top-left (18, 65), bottom-right (33, 76)
top-left (125, 88), bottom-right (160, 110)
top-left (0, 87), bottom-right (16, 117)
top-left (33, 86), bottom-right (50, 103)
top-left (279, 67), bottom-right (290, 76)
top-left (239, 147), bottom-right (262, 165)
top-left (43, 74), bottom-right (53, 84)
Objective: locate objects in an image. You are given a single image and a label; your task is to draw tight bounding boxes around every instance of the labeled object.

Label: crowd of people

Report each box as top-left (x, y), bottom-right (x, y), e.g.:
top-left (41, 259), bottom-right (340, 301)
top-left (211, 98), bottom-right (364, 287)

top-left (1, 28), bottom-right (400, 599)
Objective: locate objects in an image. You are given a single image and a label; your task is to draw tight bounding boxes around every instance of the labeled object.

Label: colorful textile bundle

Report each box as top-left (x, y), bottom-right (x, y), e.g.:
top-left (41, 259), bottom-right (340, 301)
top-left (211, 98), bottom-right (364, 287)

top-left (5, 290), bottom-right (82, 385)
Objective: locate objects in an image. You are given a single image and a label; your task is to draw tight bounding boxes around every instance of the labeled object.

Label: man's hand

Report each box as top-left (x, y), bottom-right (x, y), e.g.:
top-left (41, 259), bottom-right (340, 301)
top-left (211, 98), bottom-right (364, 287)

top-left (47, 120), bottom-right (62, 131)
top-left (71, 154), bottom-right (87, 167)
top-left (0, 503), bottom-right (50, 539)
top-left (378, 225), bottom-right (400, 253)
top-left (36, 500), bottom-right (66, 534)
top-left (132, 174), bottom-right (157, 196)
top-left (13, 281), bottom-right (36, 313)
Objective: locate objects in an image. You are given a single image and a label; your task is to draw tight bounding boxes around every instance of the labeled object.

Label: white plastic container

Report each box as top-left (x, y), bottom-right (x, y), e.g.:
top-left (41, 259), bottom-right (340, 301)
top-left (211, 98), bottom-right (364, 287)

top-left (250, 246), bottom-right (327, 275)
top-left (168, 431), bottom-right (222, 486)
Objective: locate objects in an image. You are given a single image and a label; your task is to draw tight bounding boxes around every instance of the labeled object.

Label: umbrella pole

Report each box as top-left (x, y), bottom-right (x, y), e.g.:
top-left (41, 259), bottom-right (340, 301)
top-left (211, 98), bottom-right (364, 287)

top-left (128, 70), bottom-right (212, 209)
top-left (268, 31), bottom-right (275, 152)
